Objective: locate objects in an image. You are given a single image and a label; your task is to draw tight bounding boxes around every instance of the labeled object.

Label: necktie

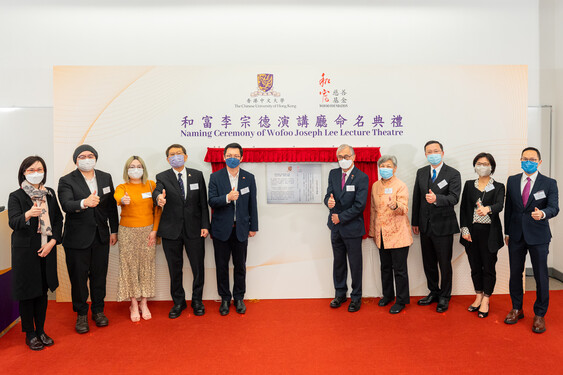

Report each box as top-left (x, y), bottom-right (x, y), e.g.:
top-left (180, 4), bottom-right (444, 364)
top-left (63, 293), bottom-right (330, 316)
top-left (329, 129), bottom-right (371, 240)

top-left (522, 177), bottom-right (531, 206)
top-left (178, 172), bottom-right (185, 200)
top-left (342, 173), bottom-right (346, 189)
top-left (432, 169), bottom-right (437, 183)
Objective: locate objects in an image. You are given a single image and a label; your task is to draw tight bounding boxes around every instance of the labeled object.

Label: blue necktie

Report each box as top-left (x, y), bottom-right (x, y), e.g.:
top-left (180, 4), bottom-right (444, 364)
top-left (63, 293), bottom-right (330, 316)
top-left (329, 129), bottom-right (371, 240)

top-left (431, 169), bottom-right (437, 183)
top-left (178, 173), bottom-right (185, 200)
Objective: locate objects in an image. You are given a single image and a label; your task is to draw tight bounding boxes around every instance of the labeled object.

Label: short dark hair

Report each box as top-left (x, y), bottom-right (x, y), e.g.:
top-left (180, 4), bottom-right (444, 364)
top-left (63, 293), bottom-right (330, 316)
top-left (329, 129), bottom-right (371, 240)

top-left (18, 156), bottom-right (47, 186)
top-left (424, 140), bottom-right (443, 152)
top-left (165, 144), bottom-right (187, 157)
top-left (472, 152), bottom-right (496, 174)
top-left (521, 147), bottom-right (541, 161)
top-left (224, 143), bottom-right (243, 157)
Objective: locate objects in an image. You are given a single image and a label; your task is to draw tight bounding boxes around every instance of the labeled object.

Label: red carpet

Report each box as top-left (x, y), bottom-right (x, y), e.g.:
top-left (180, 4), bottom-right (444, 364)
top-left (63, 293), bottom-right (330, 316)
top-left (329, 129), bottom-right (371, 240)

top-left (1, 292), bottom-right (562, 374)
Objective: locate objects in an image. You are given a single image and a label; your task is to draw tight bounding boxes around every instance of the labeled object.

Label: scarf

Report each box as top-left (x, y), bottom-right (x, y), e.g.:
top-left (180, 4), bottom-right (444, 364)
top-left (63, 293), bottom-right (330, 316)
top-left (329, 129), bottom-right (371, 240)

top-left (21, 180), bottom-right (53, 246)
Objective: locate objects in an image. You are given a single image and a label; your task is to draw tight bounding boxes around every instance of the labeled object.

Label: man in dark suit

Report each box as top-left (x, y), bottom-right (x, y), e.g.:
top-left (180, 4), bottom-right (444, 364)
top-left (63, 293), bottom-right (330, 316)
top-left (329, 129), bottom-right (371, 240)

top-left (153, 144), bottom-right (210, 318)
top-left (504, 147), bottom-right (559, 333)
top-left (208, 143), bottom-right (258, 315)
top-left (324, 144), bottom-right (369, 312)
top-left (411, 140), bottom-right (461, 313)
top-left (58, 145), bottom-right (119, 334)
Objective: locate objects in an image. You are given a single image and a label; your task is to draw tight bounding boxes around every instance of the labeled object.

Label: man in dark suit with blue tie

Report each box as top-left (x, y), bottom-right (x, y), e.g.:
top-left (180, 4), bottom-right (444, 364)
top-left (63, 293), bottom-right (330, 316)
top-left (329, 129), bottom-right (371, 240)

top-left (153, 144), bottom-right (210, 318)
top-left (504, 147), bottom-right (559, 333)
top-left (208, 143), bottom-right (258, 315)
top-left (324, 144), bottom-right (369, 312)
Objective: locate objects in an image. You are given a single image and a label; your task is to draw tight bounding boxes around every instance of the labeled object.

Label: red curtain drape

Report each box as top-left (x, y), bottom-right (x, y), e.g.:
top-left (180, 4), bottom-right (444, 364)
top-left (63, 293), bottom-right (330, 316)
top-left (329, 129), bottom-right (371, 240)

top-left (204, 147), bottom-right (381, 238)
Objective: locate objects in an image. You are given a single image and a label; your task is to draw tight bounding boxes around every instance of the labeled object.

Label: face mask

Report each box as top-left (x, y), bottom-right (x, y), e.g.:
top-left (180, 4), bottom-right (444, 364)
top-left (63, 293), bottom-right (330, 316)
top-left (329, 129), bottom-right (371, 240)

top-left (338, 159), bottom-right (353, 170)
top-left (427, 154), bottom-right (442, 166)
top-left (78, 158), bottom-right (96, 172)
top-left (379, 168), bottom-right (393, 180)
top-left (25, 172), bottom-right (44, 185)
top-left (474, 165), bottom-right (492, 177)
top-left (128, 167), bottom-right (144, 179)
top-left (168, 154), bottom-right (185, 168)
top-left (521, 160), bottom-right (538, 174)
top-left (226, 158), bottom-right (240, 169)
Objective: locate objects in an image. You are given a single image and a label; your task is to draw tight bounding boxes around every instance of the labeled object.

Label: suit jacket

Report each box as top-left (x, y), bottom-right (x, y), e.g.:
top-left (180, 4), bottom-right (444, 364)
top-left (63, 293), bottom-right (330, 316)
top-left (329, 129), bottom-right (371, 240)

top-left (504, 172), bottom-right (559, 245)
top-left (8, 187), bottom-right (62, 300)
top-left (323, 166), bottom-right (369, 238)
top-left (58, 169), bottom-right (119, 249)
top-left (208, 168), bottom-right (258, 242)
top-left (411, 163), bottom-right (461, 236)
top-left (153, 167), bottom-right (210, 240)
top-left (459, 179), bottom-right (505, 252)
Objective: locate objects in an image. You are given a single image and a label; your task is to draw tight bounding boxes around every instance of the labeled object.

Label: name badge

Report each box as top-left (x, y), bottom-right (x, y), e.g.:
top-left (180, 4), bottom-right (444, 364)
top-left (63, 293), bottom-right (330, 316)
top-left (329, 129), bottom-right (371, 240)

top-left (384, 188), bottom-right (393, 194)
top-left (241, 187), bottom-right (250, 195)
top-left (102, 186), bottom-right (111, 195)
top-left (142, 192), bottom-right (152, 199)
top-left (485, 184), bottom-right (495, 192)
top-left (437, 180), bottom-right (448, 189)
top-left (346, 185), bottom-right (355, 192)
top-left (534, 190), bottom-right (546, 200)
top-left (190, 183), bottom-right (199, 190)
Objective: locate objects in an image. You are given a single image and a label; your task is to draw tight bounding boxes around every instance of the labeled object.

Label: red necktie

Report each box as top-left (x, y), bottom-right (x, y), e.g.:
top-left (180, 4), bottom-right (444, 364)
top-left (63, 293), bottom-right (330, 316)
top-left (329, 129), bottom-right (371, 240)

top-left (522, 177), bottom-right (531, 206)
top-left (341, 173), bottom-right (346, 189)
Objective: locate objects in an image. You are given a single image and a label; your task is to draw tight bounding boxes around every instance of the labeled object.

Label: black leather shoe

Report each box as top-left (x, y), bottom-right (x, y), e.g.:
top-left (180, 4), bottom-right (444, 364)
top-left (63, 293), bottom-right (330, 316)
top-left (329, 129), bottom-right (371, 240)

top-left (330, 296), bottom-right (347, 308)
top-left (235, 300), bottom-right (246, 314)
top-left (378, 297), bottom-right (394, 307)
top-left (348, 299), bottom-right (361, 312)
top-left (436, 297), bottom-right (449, 313)
top-left (26, 336), bottom-right (44, 351)
top-left (417, 294), bottom-right (439, 306)
top-left (169, 303), bottom-right (187, 319)
top-left (192, 301), bottom-right (205, 316)
top-left (38, 333), bottom-right (54, 346)
top-left (389, 303), bottom-right (405, 314)
top-left (467, 304), bottom-right (480, 312)
top-left (92, 312), bottom-right (109, 327)
top-left (75, 315), bottom-right (89, 334)
top-left (220, 300), bottom-right (230, 316)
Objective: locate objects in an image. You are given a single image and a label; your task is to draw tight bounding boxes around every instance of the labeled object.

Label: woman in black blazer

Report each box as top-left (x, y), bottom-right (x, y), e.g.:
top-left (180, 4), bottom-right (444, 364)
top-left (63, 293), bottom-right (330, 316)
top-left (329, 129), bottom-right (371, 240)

top-left (8, 156), bottom-right (63, 351)
top-left (460, 153), bottom-right (505, 318)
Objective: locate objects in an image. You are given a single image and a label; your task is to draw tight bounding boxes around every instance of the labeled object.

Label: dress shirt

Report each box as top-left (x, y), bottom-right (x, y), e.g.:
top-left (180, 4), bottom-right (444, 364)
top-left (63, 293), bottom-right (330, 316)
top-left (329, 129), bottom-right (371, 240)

top-left (80, 171), bottom-right (98, 209)
top-left (520, 171), bottom-right (545, 219)
top-left (429, 162), bottom-right (443, 180)
top-left (172, 167), bottom-right (188, 199)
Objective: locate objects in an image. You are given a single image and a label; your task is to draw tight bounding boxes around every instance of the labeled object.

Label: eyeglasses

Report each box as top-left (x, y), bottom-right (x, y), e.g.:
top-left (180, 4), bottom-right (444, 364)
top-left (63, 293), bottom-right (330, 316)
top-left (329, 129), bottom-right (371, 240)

top-left (337, 155), bottom-right (353, 161)
top-left (475, 163), bottom-right (490, 167)
top-left (168, 152), bottom-right (185, 157)
top-left (25, 167), bottom-right (44, 173)
top-left (77, 154), bottom-right (96, 160)
top-left (225, 154), bottom-right (241, 159)
top-left (521, 158), bottom-right (539, 163)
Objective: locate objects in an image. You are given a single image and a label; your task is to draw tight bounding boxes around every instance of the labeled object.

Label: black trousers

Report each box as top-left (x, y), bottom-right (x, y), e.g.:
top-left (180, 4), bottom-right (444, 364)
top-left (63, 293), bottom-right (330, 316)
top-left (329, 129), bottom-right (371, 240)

top-left (465, 224), bottom-right (498, 296)
top-left (420, 232), bottom-right (453, 299)
top-left (213, 226), bottom-right (248, 301)
top-left (19, 257), bottom-right (48, 335)
top-left (65, 235), bottom-right (109, 315)
top-left (331, 230), bottom-right (362, 299)
top-left (379, 238), bottom-right (410, 305)
top-left (508, 237), bottom-right (550, 317)
top-left (162, 232), bottom-right (205, 305)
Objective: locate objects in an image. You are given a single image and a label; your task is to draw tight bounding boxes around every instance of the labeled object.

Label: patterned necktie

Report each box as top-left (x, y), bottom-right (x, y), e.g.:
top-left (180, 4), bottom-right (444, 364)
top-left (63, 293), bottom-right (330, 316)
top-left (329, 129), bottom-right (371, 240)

top-left (432, 169), bottom-right (437, 183)
top-left (522, 177), bottom-right (531, 206)
top-left (342, 172), bottom-right (346, 189)
top-left (178, 172), bottom-right (185, 200)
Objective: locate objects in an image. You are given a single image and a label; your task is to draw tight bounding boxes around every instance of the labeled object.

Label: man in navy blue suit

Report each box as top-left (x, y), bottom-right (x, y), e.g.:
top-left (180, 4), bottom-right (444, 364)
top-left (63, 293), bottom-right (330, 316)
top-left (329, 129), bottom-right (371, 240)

top-left (504, 147), bottom-right (559, 333)
top-left (324, 144), bottom-right (369, 312)
top-left (208, 143), bottom-right (258, 315)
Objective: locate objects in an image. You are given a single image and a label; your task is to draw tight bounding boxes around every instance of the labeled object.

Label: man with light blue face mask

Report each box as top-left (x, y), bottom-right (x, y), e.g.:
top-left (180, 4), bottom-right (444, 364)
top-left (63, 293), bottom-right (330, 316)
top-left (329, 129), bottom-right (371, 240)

top-left (411, 140), bottom-right (461, 313)
top-left (504, 147), bottom-right (559, 333)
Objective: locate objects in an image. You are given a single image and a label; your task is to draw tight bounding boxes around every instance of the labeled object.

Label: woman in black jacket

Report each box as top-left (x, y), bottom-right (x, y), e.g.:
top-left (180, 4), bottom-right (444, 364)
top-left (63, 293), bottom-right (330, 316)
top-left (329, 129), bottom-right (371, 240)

top-left (460, 152), bottom-right (505, 318)
top-left (8, 156), bottom-right (63, 350)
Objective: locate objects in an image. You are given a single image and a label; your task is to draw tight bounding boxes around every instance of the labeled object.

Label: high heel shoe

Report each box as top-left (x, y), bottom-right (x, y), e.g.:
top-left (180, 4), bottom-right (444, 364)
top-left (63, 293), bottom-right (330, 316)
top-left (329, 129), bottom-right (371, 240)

top-left (139, 305), bottom-right (152, 320)
top-left (130, 306), bottom-right (140, 322)
top-left (467, 305), bottom-right (480, 312)
top-left (478, 306), bottom-right (489, 318)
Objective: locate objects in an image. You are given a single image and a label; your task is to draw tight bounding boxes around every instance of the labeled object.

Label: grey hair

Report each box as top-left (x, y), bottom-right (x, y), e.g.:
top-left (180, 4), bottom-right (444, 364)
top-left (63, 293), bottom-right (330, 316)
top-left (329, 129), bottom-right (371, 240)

top-left (377, 154), bottom-right (398, 167)
top-left (336, 144), bottom-right (355, 155)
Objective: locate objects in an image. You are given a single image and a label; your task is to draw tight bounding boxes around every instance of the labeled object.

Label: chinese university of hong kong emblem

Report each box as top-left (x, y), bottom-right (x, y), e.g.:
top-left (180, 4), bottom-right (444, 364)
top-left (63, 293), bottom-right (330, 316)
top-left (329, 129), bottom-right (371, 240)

top-left (251, 73), bottom-right (280, 97)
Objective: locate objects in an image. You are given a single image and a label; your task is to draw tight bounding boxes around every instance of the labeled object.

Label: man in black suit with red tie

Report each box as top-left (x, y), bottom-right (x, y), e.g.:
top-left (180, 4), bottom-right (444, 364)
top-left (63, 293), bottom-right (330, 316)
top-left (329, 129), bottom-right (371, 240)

top-left (153, 144), bottom-right (210, 318)
top-left (411, 140), bottom-right (461, 313)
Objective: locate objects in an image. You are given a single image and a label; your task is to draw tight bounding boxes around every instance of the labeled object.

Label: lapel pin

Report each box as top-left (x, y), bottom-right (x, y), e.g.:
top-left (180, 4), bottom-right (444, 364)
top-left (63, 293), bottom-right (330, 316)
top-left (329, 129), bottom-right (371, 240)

top-left (243, 176), bottom-right (246, 179)
top-left (188, 174), bottom-right (191, 177)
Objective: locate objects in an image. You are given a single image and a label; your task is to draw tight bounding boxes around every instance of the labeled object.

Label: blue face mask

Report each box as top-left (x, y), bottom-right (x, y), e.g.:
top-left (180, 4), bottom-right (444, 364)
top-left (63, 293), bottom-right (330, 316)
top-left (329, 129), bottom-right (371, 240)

top-left (168, 154), bottom-right (185, 168)
top-left (226, 157), bottom-right (240, 169)
top-left (379, 168), bottom-right (393, 180)
top-left (427, 153), bottom-right (442, 166)
top-left (521, 160), bottom-right (538, 174)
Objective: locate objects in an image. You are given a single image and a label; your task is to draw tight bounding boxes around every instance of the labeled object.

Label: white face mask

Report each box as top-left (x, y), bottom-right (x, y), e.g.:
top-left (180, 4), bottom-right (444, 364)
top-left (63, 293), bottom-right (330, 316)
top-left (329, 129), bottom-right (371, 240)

top-left (338, 159), bottom-right (353, 170)
top-left (25, 172), bottom-right (44, 185)
top-left (128, 167), bottom-right (144, 179)
top-left (474, 165), bottom-right (492, 177)
top-left (78, 158), bottom-right (96, 172)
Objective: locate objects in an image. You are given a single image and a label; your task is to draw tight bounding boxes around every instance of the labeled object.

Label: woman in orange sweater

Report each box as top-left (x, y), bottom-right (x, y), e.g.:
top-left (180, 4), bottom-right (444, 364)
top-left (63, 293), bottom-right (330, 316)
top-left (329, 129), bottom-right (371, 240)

top-left (114, 156), bottom-right (161, 322)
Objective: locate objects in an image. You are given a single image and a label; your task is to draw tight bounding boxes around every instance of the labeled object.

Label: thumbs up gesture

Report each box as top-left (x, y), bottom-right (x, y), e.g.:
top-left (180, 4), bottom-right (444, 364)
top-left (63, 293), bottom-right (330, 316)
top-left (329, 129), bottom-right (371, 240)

top-left (228, 186), bottom-right (239, 202)
top-left (121, 192), bottom-right (131, 205)
top-left (531, 206), bottom-right (544, 221)
top-left (84, 190), bottom-right (100, 208)
top-left (26, 200), bottom-right (44, 220)
top-left (387, 195), bottom-right (398, 210)
top-left (328, 193), bottom-right (335, 209)
top-left (425, 189), bottom-right (436, 204)
top-left (476, 201), bottom-right (490, 216)
top-left (158, 189), bottom-right (167, 207)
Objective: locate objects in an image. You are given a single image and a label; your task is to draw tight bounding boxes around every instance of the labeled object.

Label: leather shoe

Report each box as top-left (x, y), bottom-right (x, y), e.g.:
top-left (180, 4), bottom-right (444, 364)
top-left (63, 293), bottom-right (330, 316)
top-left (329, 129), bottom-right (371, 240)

top-left (417, 294), bottom-right (439, 306)
top-left (75, 314), bottom-right (89, 334)
top-left (389, 303), bottom-right (405, 314)
top-left (192, 300), bottom-right (205, 316)
top-left (92, 312), bottom-right (109, 327)
top-left (436, 297), bottom-right (449, 313)
top-left (378, 297), bottom-right (394, 307)
top-left (168, 303), bottom-right (187, 319)
top-left (26, 336), bottom-right (44, 351)
top-left (220, 300), bottom-right (230, 316)
top-left (348, 299), bottom-right (361, 312)
top-left (38, 333), bottom-right (54, 346)
top-left (532, 315), bottom-right (546, 333)
top-left (330, 296), bottom-right (347, 308)
top-left (235, 299), bottom-right (246, 314)
top-left (504, 309), bottom-right (524, 324)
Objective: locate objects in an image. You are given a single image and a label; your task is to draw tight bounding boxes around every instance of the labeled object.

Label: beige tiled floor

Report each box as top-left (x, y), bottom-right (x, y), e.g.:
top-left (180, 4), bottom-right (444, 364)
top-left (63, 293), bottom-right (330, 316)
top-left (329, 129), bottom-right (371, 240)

top-left (525, 276), bottom-right (563, 291)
